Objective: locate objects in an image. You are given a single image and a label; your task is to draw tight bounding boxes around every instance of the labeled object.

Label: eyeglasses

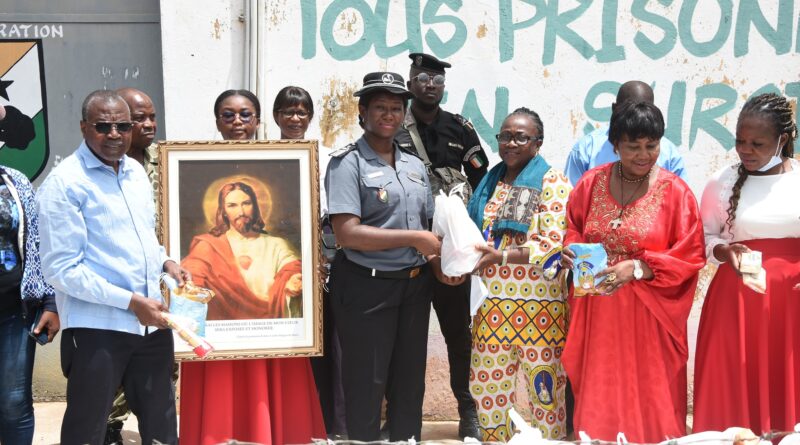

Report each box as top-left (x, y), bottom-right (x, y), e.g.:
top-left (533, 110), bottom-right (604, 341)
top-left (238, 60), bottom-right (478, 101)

top-left (218, 110), bottom-right (256, 123)
top-left (412, 72), bottom-right (445, 87)
top-left (495, 132), bottom-right (542, 145)
top-left (91, 122), bottom-right (133, 134)
top-left (278, 109), bottom-right (310, 119)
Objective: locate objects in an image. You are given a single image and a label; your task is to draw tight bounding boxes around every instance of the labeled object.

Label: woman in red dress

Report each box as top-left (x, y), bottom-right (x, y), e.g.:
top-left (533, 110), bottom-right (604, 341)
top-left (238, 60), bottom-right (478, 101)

top-left (693, 93), bottom-right (800, 434)
top-left (179, 89), bottom-right (326, 445)
top-left (562, 101), bottom-right (705, 442)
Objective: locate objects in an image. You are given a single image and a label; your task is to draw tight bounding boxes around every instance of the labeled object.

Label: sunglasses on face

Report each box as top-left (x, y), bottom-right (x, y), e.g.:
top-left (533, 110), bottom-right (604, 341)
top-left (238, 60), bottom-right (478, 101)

top-left (278, 109), bottom-right (310, 119)
top-left (218, 110), bottom-right (256, 124)
top-left (91, 122), bottom-right (133, 134)
top-left (495, 132), bottom-right (542, 145)
top-left (412, 72), bottom-right (445, 86)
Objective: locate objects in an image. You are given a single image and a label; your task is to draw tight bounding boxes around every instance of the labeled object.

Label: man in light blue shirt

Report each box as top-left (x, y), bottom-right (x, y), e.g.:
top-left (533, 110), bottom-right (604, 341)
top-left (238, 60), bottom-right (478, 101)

top-left (37, 90), bottom-right (189, 445)
top-left (564, 81), bottom-right (686, 186)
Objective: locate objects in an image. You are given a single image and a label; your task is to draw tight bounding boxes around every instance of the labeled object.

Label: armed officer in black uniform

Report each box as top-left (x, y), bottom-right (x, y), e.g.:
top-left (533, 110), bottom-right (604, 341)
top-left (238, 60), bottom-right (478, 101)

top-left (395, 53), bottom-right (489, 439)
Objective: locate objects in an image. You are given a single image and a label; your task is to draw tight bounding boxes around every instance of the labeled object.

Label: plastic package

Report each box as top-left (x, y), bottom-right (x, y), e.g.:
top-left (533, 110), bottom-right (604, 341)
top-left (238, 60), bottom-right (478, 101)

top-left (739, 251), bottom-right (762, 274)
top-left (432, 191), bottom-right (485, 277)
top-left (569, 243), bottom-right (609, 296)
top-left (162, 274), bottom-right (214, 336)
top-left (161, 312), bottom-right (214, 358)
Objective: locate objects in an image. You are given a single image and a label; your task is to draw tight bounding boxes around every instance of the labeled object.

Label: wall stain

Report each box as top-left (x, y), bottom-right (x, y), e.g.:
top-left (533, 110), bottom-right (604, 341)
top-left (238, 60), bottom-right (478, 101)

top-left (569, 110), bottom-right (580, 137)
top-left (721, 75), bottom-right (733, 86)
top-left (337, 11), bottom-right (359, 38)
top-left (268, 0), bottom-right (288, 28)
top-left (319, 78), bottom-right (359, 148)
top-left (476, 23), bottom-right (487, 39)
top-left (211, 18), bottom-right (223, 40)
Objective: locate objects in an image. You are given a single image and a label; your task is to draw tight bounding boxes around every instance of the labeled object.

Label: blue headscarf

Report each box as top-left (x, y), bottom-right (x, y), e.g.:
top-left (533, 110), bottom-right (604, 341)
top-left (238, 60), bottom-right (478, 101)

top-left (467, 154), bottom-right (551, 237)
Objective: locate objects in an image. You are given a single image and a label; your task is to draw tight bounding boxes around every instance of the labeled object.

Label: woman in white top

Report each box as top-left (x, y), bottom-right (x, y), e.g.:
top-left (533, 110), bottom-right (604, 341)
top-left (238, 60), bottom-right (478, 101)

top-left (693, 93), bottom-right (800, 434)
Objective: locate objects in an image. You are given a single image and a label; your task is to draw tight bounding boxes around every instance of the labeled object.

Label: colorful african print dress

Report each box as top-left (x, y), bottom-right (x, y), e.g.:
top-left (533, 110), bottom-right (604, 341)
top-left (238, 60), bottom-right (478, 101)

top-left (562, 163), bottom-right (705, 443)
top-left (470, 168), bottom-right (571, 441)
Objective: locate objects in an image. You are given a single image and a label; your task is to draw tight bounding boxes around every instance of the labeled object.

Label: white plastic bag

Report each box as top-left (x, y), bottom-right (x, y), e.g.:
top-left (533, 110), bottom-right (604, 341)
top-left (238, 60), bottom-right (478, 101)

top-left (432, 191), bottom-right (485, 277)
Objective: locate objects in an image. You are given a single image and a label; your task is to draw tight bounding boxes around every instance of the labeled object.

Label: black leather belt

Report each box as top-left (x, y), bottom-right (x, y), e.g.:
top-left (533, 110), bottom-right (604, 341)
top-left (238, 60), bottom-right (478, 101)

top-left (344, 257), bottom-right (423, 279)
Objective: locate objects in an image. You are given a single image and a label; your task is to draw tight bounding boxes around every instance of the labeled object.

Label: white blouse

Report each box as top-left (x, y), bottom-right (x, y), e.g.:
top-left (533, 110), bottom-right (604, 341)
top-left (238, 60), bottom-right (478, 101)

top-left (700, 158), bottom-right (800, 264)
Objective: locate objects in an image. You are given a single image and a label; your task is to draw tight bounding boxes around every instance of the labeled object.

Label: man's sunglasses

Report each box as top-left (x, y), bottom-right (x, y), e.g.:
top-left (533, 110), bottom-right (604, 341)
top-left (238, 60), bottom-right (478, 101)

top-left (91, 122), bottom-right (133, 134)
top-left (218, 110), bottom-right (256, 123)
top-left (412, 72), bottom-right (445, 86)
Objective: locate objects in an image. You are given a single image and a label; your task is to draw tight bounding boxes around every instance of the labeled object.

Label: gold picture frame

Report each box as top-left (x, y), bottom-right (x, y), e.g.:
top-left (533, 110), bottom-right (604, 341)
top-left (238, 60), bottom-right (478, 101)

top-left (158, 140), bottom-right (322, 360)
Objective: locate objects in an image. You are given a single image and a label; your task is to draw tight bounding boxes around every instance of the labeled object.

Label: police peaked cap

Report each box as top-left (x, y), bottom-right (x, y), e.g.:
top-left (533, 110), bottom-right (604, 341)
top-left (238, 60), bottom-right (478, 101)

top-left (409, 53), bottom-right (451, 73)
top-left (353, 72), bottom-right (414, 100)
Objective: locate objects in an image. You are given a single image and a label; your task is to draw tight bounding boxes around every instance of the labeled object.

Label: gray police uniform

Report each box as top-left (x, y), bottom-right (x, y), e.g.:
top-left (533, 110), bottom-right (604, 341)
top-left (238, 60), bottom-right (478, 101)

top-left (325, 136), bottom-right (434, 441)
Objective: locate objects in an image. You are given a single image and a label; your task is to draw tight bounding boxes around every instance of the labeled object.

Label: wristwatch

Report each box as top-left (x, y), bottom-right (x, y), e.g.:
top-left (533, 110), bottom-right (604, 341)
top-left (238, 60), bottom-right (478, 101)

top-left (632, 259), bottom-right (643, 280)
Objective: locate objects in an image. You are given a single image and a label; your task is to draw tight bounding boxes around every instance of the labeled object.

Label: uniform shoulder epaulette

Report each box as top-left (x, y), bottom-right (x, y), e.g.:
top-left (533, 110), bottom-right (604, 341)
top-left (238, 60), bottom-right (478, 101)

top-left (453, 113), bottom-right (476, 132)
top-left (329, 143), bottom-right (357, 158)
top-left (395, 140), bottom-right (422, 159)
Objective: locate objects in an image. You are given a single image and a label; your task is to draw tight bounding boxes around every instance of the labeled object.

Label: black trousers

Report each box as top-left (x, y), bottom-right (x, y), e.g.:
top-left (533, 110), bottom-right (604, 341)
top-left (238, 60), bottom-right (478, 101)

top-left (431, 277), bottom-right (475, 415)
top-left (60, 328), bottom-right (177, 445)
top-left (330, 255), bottom-right (433, 442)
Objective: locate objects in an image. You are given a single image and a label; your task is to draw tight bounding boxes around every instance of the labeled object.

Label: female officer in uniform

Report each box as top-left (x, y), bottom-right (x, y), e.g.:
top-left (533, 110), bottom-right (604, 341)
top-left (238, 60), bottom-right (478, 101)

top-left (325, 72), bottom-right (463, 442)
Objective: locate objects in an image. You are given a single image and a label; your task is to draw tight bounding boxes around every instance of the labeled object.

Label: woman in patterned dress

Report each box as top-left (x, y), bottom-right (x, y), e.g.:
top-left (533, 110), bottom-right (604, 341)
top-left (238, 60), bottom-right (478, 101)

top-left (467, 107), bottom-right (572, 441)
top-left (561, 101), bottom-right (705, 442)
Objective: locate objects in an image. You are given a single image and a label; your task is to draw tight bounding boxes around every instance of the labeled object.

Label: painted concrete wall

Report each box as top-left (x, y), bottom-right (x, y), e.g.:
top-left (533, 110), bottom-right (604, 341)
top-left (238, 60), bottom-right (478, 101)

top-left (160, 0), bottom-right (800, 420)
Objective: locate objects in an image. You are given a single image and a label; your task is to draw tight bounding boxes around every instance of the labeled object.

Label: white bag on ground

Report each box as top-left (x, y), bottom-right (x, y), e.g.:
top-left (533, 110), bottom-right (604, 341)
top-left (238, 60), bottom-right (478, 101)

top-left (432, 191), bottom-right (484, 276)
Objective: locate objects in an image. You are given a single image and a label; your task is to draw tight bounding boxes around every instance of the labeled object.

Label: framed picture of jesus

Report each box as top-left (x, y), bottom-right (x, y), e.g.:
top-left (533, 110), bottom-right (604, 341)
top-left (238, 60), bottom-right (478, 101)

top-left (158, 140), bottom-right (322, 360)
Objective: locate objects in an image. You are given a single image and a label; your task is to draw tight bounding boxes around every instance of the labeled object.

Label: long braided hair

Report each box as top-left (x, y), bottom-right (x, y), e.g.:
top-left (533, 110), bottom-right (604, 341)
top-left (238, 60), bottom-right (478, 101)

top-left (726, 93), bottom-right (797, 232)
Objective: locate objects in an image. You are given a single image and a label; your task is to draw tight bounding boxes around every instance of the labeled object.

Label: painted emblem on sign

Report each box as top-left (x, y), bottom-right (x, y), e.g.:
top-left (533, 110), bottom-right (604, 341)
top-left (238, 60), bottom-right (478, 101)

top-left (0, 39), bottom-right (50, 180)
top-left (381, 73), bottom-right (394, 84)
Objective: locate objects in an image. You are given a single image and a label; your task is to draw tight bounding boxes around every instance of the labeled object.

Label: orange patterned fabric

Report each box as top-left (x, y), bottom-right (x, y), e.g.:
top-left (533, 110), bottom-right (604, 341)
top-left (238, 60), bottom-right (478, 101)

top-left (470, 167), bottom-right (571, 440)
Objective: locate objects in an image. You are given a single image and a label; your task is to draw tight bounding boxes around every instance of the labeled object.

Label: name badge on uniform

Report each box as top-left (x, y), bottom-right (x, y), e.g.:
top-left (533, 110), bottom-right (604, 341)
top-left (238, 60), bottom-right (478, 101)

top-left (367, 171), bottom-right (384, 178)
top-left (377, 187), bottom-right (389, 203)
top-left (448, 142), bottom-right (464, 150)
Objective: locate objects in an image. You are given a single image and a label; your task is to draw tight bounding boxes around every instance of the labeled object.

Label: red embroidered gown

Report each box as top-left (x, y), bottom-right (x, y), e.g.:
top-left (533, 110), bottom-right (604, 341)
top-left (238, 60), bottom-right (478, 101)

top-left (562, 164), bottom-right (705, 442)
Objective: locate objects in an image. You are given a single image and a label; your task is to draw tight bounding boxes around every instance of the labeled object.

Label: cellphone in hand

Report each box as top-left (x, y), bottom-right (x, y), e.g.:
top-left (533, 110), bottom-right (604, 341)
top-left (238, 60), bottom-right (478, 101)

top-left (28, 308), bottom-right (49, 345)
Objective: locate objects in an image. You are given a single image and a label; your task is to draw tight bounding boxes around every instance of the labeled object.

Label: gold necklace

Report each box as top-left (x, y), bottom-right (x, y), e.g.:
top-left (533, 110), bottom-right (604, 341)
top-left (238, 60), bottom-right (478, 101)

top-left (609, 162), bottom-right (652, 230)
top-left (618, 162), bottom-right (650, 183)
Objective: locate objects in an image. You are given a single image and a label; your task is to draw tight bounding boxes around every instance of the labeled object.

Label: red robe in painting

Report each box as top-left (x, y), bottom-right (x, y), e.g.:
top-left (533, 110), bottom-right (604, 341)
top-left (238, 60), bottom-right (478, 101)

top-left (562, 164), bottom-right (705, 442)
top-left (179, 233), bottom-right (325, 444)
top-left (181, 233), bottom-right (301, 320)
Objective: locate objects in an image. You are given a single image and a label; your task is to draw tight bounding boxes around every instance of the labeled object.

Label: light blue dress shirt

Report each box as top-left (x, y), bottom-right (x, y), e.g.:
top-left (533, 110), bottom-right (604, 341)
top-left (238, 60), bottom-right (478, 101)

top-left (564, 126), bottom-right (686, 186)
top-left (37, 141), bottom-right (168, 335)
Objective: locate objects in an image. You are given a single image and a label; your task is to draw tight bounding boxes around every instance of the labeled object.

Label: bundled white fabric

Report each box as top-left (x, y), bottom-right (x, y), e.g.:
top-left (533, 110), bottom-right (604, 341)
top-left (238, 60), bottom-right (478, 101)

top-left (657, 427), bottom-right (767, 445)
top-left (778, 424), bottom-right (800, 445)
top-left (432, 191), bottom-right (485, 277)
